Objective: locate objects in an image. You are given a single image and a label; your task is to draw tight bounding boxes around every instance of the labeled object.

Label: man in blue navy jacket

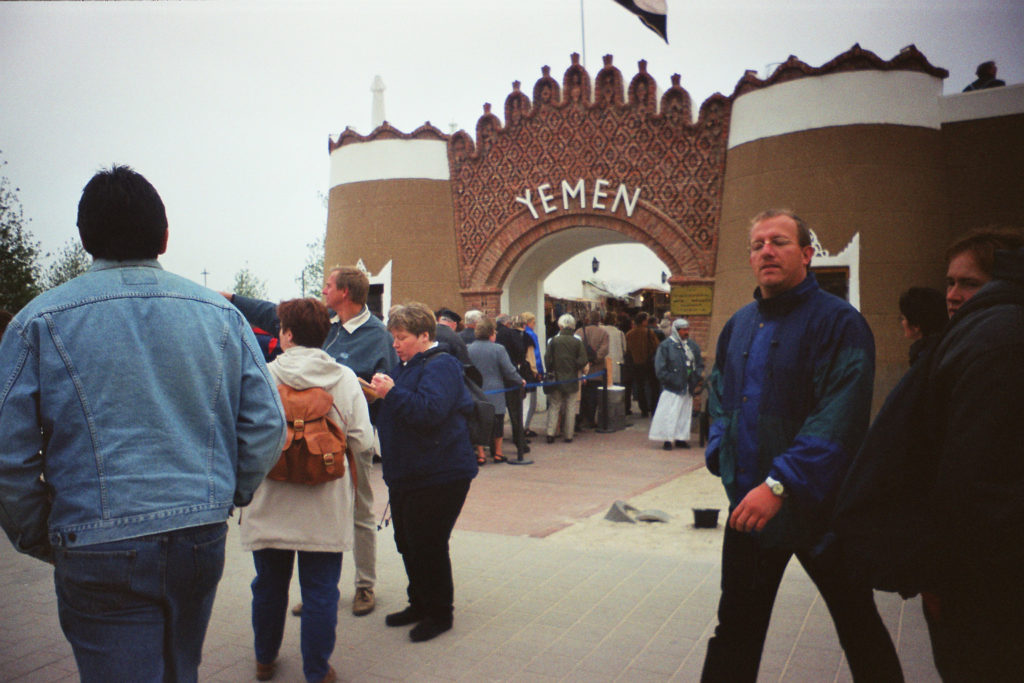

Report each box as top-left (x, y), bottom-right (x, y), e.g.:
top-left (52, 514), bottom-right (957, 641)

top-left (700, 210), bottom-right (901, 682)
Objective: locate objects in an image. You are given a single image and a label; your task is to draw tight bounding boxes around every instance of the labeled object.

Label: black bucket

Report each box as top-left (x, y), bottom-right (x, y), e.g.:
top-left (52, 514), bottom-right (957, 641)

top-left (692, 508), bottom-right (720, 528)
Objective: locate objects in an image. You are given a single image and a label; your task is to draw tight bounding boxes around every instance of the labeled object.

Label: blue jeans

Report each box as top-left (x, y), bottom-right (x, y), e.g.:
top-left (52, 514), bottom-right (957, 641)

top-left (54, 522), bottom-right (227, 683)
top-left (251, 549), bottom-right (342, 682)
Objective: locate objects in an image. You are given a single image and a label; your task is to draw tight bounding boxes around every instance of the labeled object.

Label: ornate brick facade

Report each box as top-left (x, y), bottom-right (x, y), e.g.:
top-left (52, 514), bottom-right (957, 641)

top-left (449, 54), bottom-right (732, 300)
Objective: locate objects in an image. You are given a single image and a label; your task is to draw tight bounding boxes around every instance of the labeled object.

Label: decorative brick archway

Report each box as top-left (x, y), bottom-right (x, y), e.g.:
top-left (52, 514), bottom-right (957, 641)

top-left (460, 207), bottom-right (708, 313)
top-left (449, 53), bottom-right (732, 311)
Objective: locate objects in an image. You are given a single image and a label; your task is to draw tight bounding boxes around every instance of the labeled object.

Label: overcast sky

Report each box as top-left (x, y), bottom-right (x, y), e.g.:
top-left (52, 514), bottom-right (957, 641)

top-left (2, 0), bottom-right (1021, 302)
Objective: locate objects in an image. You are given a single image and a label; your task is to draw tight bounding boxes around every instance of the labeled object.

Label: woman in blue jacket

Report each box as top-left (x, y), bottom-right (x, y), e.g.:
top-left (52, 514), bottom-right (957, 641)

top-left (369, 303), bottom-right (477, 642)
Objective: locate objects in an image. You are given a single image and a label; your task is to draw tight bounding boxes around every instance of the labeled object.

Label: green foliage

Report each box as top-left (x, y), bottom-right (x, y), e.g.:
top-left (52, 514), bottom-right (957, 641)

top-left (297, 234), bottom-right (325, 298)
top-left (232, 266), bottom-right (268, 300)
top-left (41, 239), bottom-right (92, 290)
top-left (0, 157), bottom-right (42, 313)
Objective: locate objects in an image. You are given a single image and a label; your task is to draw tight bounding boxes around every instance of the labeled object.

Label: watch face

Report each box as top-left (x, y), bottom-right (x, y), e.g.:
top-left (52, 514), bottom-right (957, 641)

top-left (770, 483), bottom-right (784, 496)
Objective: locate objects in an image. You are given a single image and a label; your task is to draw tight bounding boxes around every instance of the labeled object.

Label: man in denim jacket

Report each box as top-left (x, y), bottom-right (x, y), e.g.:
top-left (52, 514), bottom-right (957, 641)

top-left (0, 166), bottom-right (286, 682)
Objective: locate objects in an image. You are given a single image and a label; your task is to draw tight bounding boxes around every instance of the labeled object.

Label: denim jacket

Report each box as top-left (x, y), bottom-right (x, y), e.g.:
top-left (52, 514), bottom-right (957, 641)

top-left (0, 259), bottom-right (287, 561)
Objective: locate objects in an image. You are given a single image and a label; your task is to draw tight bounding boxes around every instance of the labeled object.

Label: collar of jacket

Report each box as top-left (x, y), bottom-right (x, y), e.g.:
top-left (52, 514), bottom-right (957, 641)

top-left (89, 258), bottom-right (162, 272)
top-left (406, 344), bottom-right (448, 367)
top-left (753, 272), bottom-right (820, 317)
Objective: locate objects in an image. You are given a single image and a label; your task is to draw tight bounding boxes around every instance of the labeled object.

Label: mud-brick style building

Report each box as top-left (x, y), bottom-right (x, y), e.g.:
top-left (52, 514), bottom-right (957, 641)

top-left (325, 45), bottom-right (1023, 403)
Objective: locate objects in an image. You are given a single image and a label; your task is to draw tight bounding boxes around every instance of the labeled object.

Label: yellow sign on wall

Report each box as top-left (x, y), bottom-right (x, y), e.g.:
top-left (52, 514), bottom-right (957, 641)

top-left (670, 285), bottom-right (713, 316)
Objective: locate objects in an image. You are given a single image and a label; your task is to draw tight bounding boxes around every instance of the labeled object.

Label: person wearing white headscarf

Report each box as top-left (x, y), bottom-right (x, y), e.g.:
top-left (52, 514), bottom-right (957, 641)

top-left (649, 318), bottom-right (703, 450)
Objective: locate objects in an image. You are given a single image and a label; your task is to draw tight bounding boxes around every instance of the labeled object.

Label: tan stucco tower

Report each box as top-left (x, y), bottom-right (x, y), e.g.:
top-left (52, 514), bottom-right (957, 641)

top-left (713, 45), bottom-right (1024, 404)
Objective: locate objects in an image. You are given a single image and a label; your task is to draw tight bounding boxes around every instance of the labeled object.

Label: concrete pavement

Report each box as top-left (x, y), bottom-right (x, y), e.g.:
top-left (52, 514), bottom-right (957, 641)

top-left (0, 414), bottom-right (940, 682)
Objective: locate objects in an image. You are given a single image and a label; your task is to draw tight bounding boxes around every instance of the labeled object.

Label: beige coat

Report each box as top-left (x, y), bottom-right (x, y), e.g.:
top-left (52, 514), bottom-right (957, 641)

top-left (240, 346), bottom-right (373, 553)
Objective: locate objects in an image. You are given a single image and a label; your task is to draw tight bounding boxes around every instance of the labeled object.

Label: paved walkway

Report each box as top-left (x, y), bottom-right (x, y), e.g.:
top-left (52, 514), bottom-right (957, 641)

top-left (0, 414), bottom-right (939, 682)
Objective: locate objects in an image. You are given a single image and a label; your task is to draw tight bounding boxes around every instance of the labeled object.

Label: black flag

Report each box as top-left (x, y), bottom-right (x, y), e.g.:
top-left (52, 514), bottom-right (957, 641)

top-left (612, 0), bottom-right (668, 43)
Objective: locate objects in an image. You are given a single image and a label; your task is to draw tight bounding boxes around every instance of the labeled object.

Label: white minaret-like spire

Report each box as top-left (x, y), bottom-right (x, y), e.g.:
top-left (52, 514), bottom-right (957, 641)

top-left (371, 75), bottom-right (386, 129)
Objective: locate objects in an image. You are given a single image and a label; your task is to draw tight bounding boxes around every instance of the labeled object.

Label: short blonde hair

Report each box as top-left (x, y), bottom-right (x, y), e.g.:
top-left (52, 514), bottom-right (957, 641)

top-left (387, 302), bottom-right (436, 340)
top-left (475, 317), bottom-right (496, 340)
top-left (520, 311), bottom-right (536, 325)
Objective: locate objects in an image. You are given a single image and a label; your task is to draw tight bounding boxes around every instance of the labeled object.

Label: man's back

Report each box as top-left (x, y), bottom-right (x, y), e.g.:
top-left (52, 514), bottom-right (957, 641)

top-left (0, 260), bottom-right (286, 557)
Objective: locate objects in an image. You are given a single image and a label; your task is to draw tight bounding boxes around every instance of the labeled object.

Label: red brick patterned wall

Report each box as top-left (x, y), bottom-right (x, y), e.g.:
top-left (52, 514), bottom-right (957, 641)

top-left (448, 54), bottom-right (732, 294)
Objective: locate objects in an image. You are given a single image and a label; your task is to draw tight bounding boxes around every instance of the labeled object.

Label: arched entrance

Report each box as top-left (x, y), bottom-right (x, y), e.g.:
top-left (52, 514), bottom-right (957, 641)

top-left (471, 209), bottom-right (706, 322)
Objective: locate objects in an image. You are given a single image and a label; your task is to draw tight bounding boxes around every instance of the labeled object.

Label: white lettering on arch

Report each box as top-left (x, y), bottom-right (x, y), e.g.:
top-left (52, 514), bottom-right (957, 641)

top-left (561, 179), bottom-right (586, 210)
top-left (513, 180), bottom-right (642, 219)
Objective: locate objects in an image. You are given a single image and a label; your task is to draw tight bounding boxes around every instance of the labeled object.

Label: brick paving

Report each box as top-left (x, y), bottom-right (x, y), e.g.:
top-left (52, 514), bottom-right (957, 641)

top-left (0, 414), bottom-right (939, 682)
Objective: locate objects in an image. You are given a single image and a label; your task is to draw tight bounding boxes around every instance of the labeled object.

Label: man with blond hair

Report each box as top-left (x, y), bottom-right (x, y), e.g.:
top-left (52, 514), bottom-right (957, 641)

top-left (701, 209), bottom-right (900, 682)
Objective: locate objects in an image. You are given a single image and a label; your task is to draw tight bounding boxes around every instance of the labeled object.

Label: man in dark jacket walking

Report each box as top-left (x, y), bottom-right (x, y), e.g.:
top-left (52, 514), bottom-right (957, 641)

top-left (701, 210), bottom-right (900, 682)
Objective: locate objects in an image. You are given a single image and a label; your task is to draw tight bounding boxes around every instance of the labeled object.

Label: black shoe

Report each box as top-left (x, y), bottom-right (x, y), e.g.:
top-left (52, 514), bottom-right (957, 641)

top-left (525, 429), bottom-right (538, 437)
top-left (675, 440), bottom-right (690, 449)
top-left (385, 606), bottom-right (424, 627)
top-left (564, 438), bottom-right (573, 443)
top-left (519, 445), bottom-right (531, 455)
top-left (662, 441), bottom-right (673, 450)
top-left (409, 616), bottom-right (452, 642)
top-left (545, 435), bottom-right (555, 444)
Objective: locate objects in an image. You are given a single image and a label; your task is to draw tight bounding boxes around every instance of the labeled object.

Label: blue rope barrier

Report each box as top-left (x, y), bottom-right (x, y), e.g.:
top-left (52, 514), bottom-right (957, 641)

top-left (481, 369), bottom-right (606, 395)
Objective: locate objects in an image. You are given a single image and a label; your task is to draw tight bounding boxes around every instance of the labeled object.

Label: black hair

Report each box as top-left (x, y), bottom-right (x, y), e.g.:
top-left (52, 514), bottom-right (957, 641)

top-left (77, 165), bottom-right (168, 261)
top-left (898, 287), bottom-right (947, 336)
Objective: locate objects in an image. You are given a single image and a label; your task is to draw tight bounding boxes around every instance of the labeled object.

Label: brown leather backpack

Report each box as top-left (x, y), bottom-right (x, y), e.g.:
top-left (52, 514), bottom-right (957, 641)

top-left (267, 384), bottom-right (355, 487)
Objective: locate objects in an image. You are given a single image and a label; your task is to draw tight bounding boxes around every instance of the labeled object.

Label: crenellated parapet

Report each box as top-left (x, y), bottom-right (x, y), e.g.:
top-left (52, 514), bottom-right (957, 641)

top-left (328, 121), bottom-right (447, 153)
top-left (449, 53), bottom-right (732, 290)
top-left (731, 43), bottom-right (949, 98)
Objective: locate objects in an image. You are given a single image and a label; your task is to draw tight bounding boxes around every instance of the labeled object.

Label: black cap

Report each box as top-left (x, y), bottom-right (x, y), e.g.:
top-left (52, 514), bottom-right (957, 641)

top-left (435, 308), bottom-right (462, 324)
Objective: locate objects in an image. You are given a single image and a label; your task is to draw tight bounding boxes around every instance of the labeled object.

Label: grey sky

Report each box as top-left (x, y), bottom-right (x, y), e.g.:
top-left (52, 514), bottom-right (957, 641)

top-left (2, 0), bottom-right (1021, 301)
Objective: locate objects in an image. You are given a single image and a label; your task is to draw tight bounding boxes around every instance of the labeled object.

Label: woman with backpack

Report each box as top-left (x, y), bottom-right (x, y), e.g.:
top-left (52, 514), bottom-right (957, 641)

top-left (240, 298), bottom-right (373, 683)
top-left (370, 302), bottom-right (478, 642)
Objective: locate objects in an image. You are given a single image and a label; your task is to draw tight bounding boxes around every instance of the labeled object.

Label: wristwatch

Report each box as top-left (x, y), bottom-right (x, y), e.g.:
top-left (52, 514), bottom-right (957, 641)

top-left (765, 476), bottom-right (787, 498)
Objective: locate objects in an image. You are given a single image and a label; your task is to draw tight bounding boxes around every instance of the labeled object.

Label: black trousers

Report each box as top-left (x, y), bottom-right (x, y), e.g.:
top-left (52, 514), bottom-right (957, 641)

top-left (504, 386), bottom-right (527, 454)
top-left (578, 380), bottom-right (599, 427)
top-left (629, 361), bottom-right (656, 415)
top-left (390, 479), bottom-right (471, 621)
top-left (923, 584), bottom-right (1023, 682)
top-left (701, 524), bottom-right (903, 683)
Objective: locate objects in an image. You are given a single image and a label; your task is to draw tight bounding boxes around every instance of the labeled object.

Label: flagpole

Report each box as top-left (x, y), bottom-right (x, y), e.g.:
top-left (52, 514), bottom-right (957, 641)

top-left (580, 0), bottom-right (586, 69)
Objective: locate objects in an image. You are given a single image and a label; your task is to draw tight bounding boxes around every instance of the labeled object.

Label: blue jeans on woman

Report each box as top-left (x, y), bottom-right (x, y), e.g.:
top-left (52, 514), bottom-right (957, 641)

top-left (54, 522), bottom-right (227, 683)
top-left (251, 549), bottom-right (342, 682)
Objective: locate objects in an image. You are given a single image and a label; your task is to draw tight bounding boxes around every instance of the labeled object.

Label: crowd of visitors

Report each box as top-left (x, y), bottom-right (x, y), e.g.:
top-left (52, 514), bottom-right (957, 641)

top-left (2, 163), bottom-right (1018, 683)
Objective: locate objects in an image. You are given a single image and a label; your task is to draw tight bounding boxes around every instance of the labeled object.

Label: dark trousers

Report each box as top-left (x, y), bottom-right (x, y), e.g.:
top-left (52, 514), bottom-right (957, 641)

top-left (923, 586), bottom-right (1023, 682)
top-left (390, 479), bottom-right (471, 621)
top-left (504, 386), bottom-right (527, 454)
top-left (701, 525), bottom-right (903, 683)
top-left (629, 361), bottom-right (656, 416)
top-left (579, 379), bottom-right (599, 427)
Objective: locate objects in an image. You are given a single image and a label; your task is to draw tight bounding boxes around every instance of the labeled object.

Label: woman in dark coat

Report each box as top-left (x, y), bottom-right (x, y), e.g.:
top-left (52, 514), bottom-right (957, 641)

top-left (369, 303), bottom-right (477, 642)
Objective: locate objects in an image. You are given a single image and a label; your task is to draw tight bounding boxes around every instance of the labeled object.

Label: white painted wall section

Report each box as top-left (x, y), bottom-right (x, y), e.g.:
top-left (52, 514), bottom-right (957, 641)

top-left (329, 139), bottom-right (450, 187)
top-left (940, 83), bottom-right (1024, 123)
top-left (729, 71), bottom-right (944, 148)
